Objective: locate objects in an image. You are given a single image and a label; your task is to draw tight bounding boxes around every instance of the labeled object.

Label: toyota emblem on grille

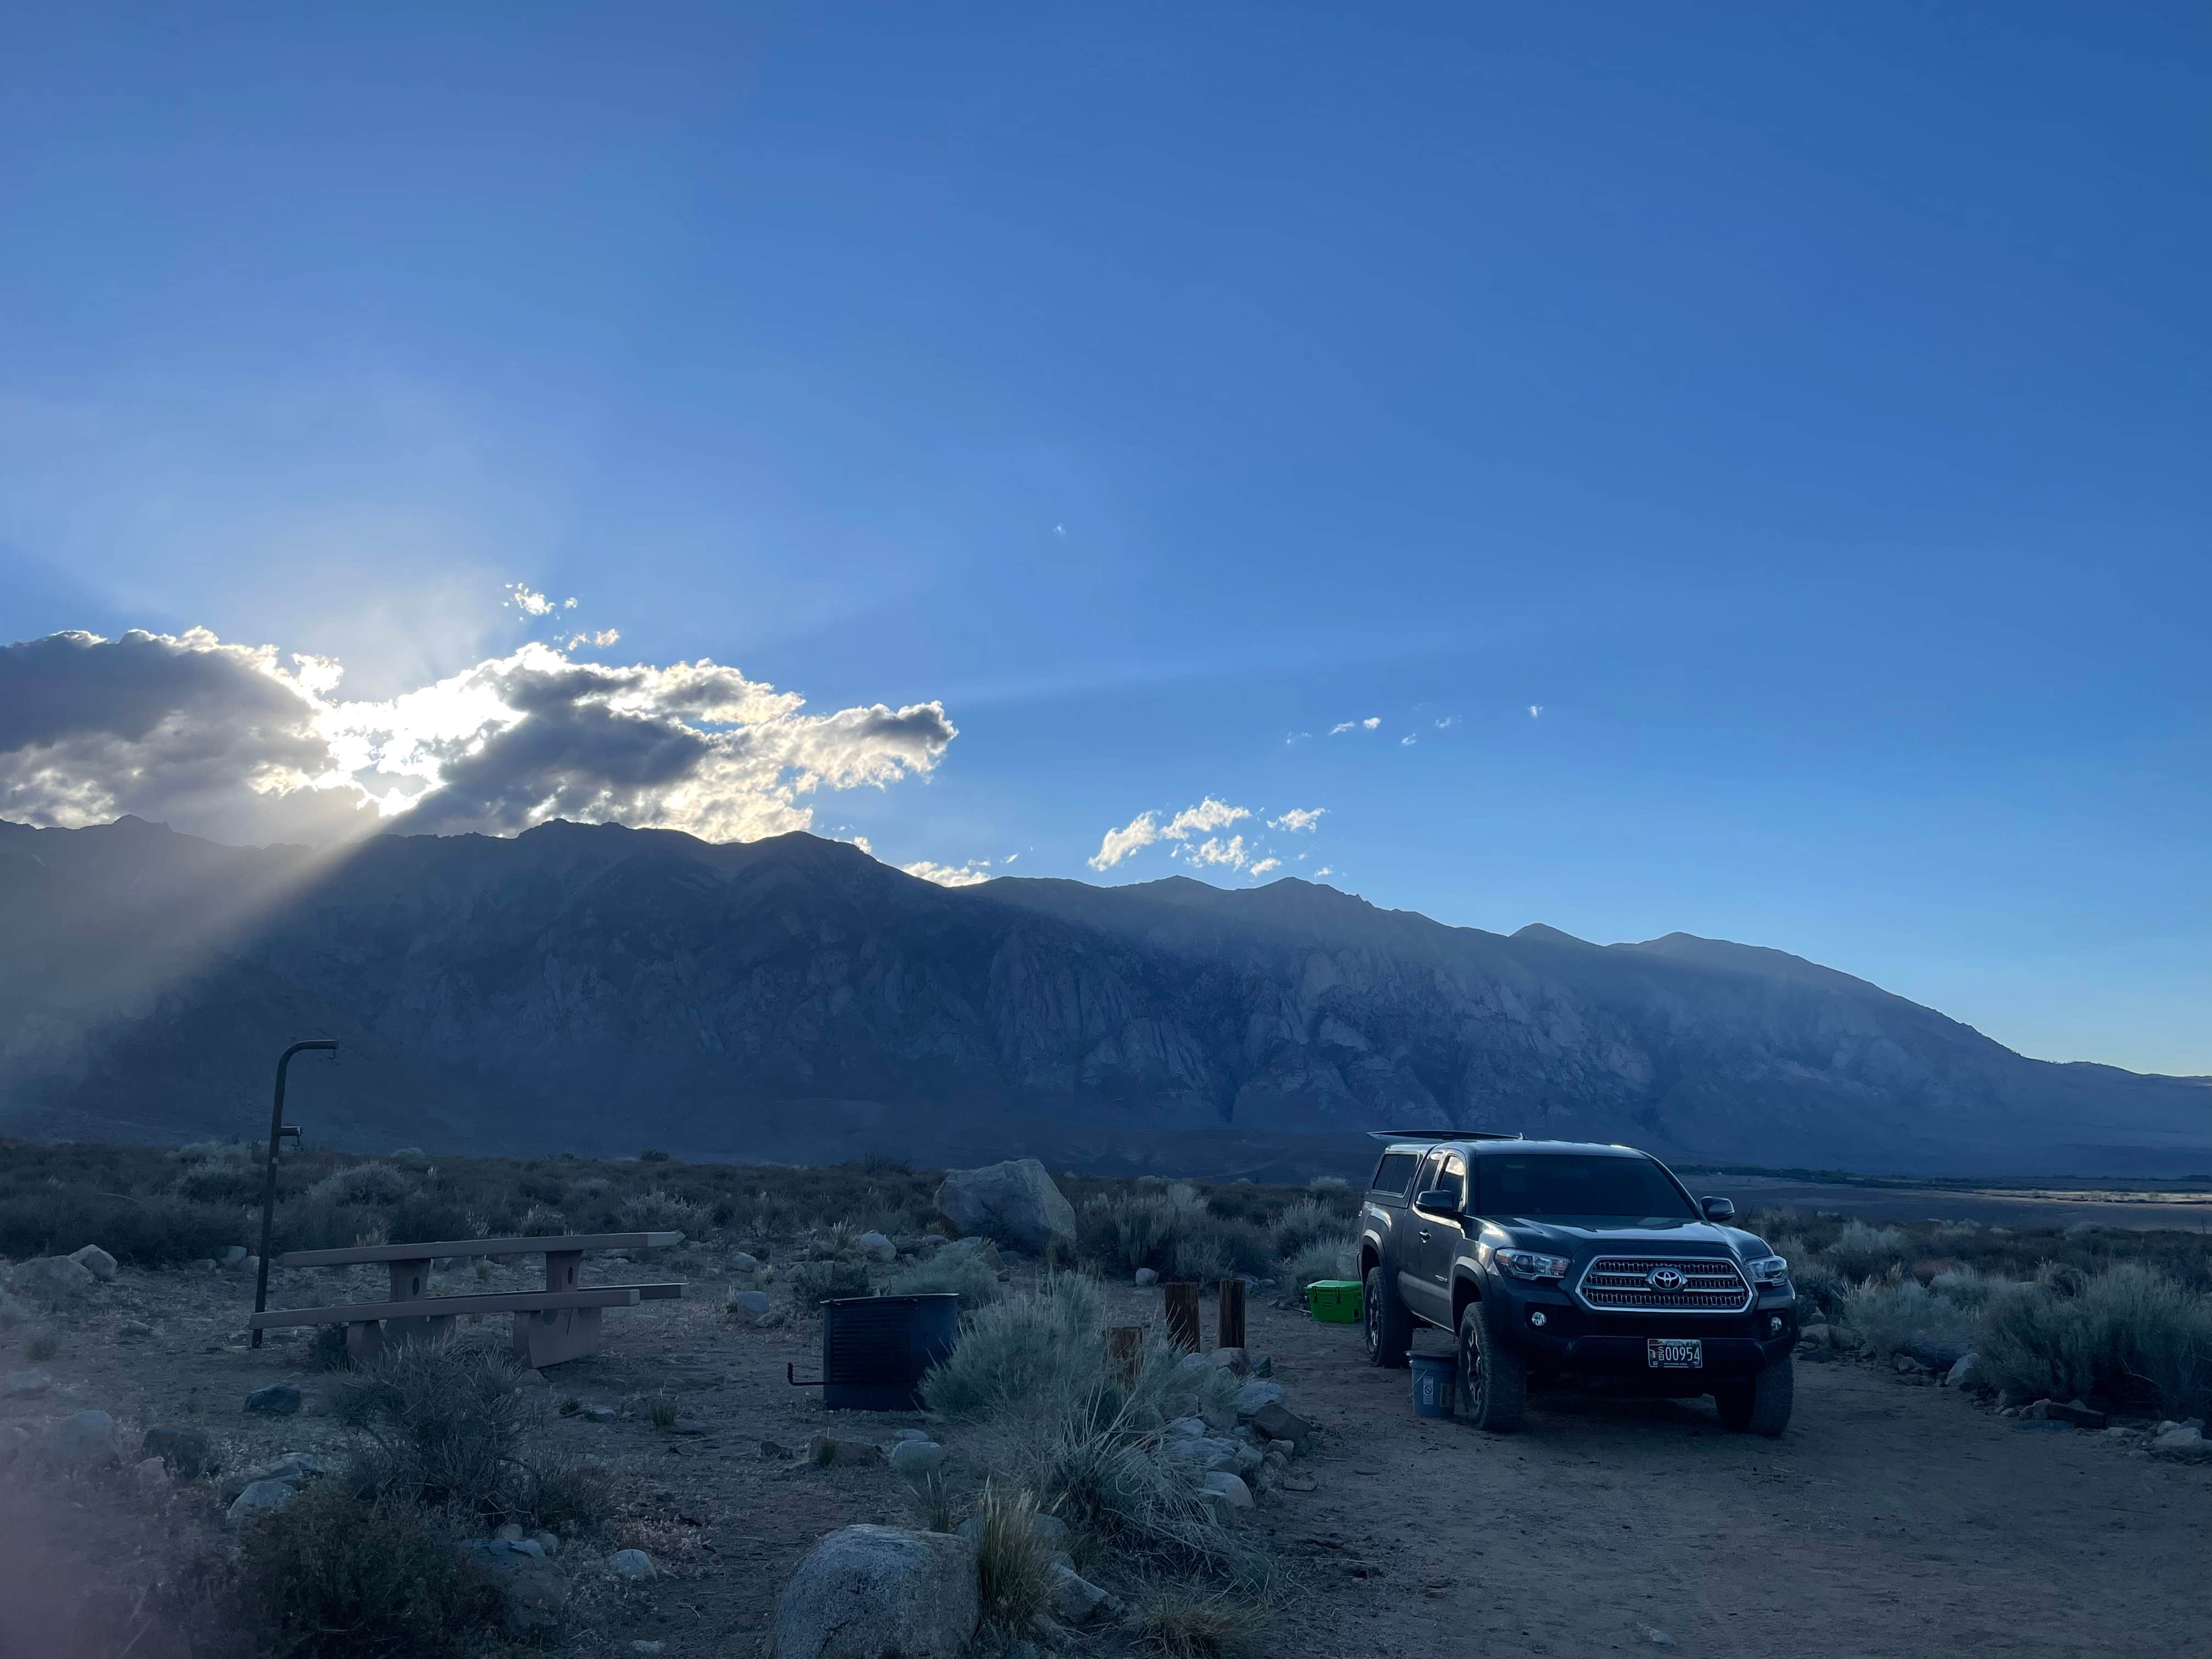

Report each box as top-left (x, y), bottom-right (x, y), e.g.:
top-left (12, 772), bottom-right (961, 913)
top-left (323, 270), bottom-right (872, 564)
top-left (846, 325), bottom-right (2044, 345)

top-left (1645, 1266), bottom-right (1688, 1292)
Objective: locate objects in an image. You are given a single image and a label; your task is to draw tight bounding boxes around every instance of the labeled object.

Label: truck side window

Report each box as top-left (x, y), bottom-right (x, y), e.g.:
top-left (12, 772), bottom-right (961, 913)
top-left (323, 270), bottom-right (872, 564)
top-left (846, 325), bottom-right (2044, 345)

top-left (1441, 1153), bottom-right (1468, 1210)
top-left (1413, 1149), bottom-right (1446, 1197)
top-left (1369, 1151), bottom-right (1419, 1198)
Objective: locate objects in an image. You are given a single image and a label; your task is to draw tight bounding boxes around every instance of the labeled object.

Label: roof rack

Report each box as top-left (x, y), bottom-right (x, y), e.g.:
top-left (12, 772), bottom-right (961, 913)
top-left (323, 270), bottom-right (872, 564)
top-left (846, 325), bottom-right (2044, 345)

top-left (1365, 1129), bottom-right (1523, 1144)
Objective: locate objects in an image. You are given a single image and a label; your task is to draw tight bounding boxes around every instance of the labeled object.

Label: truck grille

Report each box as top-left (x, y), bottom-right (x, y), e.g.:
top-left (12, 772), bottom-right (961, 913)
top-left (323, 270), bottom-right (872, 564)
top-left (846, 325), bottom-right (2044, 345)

top-left (1577, 1257), bottom-right (1751, 1313)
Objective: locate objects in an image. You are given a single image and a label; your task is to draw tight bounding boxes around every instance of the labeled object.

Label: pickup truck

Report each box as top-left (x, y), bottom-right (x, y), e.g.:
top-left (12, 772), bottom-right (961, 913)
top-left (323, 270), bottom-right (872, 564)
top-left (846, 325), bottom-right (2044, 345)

top-left (1355, 1134), bottom-right (1797, 1435)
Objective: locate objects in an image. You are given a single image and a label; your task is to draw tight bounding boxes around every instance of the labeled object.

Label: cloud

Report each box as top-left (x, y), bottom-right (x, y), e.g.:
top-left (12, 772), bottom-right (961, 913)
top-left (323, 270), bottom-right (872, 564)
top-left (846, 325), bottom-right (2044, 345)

top-left (1248, 856), bottom-right (1281, 877)
top-left (1088, 795), bottom-right (1251, 870)
top-left (566, 629), bottom-right (621, 650)
top-left (1434, 715), bottom-right (1459, 730)
top-left (1269, 807), bottom-right (1325, 832)
top-left (1181, 834), bottom-right (1250, 869)
top-left (1284, 731), bottom-right (1311, 746)
top-left (1053, 524), bottom-right (1066, 537)
top-left (1314, 865), bottom-right (1334, 877)
top-left (902, 859), bottom-right (991, 888)
top-left (1400, 733), bottom-right (1417, 746)
top-left (0, 627), bottom-right (957, 847)
top-left (506, 584), bottom-right (557, 617)
top-left (1328, 717), bottom-right (1382, 735)
top-left (1528, 704), bottom-right (1543, 720)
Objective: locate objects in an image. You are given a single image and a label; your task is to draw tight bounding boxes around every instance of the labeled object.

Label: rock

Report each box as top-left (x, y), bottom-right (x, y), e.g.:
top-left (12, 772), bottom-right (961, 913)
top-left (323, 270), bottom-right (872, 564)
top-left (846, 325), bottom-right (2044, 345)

top-left (219, 1452), bottom-right (329, 1502)
top-left (806, 1433), bottom-right (884, 1468)
top-left (954, 1510), bottom-right (1068, 1553)
top-left (857, 1231), bottom-right (898, 1263)
top-left (935, 1159), bottom-right (1077, 1255)
top-left (1166, 1415), bottom-right (1207, 1439)
top-left (1211, 1347), bottom-right (1249, 1375)
top-left (730, 1290), bottom-right (775, 1321)
top-left (1892, 1353), bottom-right (1928, 1376)
top-left (887, 1438), bottom-right (947, 1480)
top-left (68, 1245), bottom-right (118, 1282)
top-left (245, 1382), bottom-right (302, 1416)
top-left (1197, 1470), bottom-right (1254, 1516)
top-left (773, 1525), bottom-right (979, 1659)
top-left (610, 1548), bottom-right (657, 1580)
top-left (1249, 1354), bottom-right (1273, 1378)
top-left (142, 1425), bottom-right (215, 1479)
top-left (531, 1531), bottom-right (561, 1556)
top-left (496, 1522), bottom-right (527, 1543)
top-left (221, 1246), bottom-right (249, 1266)
top-left (2044, 1399), bottom-right (2108, 1430)
top-left (633, 1645), bottom-right (667, 1656)
top-left (1048, 1562), bottom-right (1118, 1624)
top-left (583, 1404), bottom-right (618, 1423)
top-left (1248, 1401), bottom-right (1315, 1449)
top-left (732, 1252), bottom-right (762, 1272)
top-left (670, 1418), bottom-right (710, 1436)
top-left (1647, 1631), bottom-right (1677, 1649)
top-left (228, 1479), bottom-right (300, 1524)
top-left (2, 1370), bottom-right (53, 1400)
top-left (462, 1539), bottom-right (571, 1637)
top-left (119, 1320), bottom-right (154, 1338)
top-left (44, 1410), bottom-right (122, 1468)
top-left (1134, 1268), bottom-right (1159, 1286)
top-left (517, 1368), bottom-right (549, 1387)
top-left (133, 1455), bottom-right (170, 1489)
top-left (1234, 1380), bottom-right (1286, 1419)
top-left (1944, 1352), bottom-right (1979, 1389)
top-left (2151, 1426), bottom-right (2207, 1458)
top-left (9, 1256), bottom-right (96, 1302)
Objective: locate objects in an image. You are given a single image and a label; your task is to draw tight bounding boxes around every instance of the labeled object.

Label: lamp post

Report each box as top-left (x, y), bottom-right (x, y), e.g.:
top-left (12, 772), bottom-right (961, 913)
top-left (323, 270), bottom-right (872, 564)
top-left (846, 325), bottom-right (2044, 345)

top-left (250, 1040), bottom-right (337, 1348)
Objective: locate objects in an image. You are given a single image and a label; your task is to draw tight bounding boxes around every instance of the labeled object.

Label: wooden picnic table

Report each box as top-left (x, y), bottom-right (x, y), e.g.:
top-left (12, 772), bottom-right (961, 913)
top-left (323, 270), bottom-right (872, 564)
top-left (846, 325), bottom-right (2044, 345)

top-left (250, 1231), bottom-right (686, 1367)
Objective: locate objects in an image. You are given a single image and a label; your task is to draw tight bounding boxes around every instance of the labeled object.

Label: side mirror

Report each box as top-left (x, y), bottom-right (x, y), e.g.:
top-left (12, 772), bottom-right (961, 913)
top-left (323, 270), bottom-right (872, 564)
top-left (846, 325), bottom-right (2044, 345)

top-left (1700, 1196), bottom-right (1736, 1223)
top-left (1413, 1188), bottom-right (1460, 1215)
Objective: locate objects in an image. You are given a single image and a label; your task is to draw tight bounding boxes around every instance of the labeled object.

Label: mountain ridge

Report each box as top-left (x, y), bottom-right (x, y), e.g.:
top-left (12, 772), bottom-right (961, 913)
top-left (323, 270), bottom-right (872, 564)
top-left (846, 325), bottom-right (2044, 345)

top-left (2, 815), bottom-right (2205, 1177)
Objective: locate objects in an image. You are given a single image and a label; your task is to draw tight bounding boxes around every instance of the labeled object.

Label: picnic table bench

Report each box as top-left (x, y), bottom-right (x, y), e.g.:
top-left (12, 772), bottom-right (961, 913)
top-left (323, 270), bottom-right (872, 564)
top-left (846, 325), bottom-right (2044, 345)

top-left (249, 1231), bottom-right (686, 1367)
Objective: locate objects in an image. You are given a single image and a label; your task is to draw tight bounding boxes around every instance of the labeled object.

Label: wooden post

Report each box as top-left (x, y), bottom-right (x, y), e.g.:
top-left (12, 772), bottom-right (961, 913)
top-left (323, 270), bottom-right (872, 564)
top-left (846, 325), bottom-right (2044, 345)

top-left (1216, 1277), bottom-right (1246, 1352)
top-left (1164, 1282), bottom-right (1201, 1353)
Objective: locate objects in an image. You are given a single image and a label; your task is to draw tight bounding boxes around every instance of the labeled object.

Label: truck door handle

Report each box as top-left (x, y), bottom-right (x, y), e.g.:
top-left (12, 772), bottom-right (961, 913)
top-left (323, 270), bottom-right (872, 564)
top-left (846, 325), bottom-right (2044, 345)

top-left (1417, 1229), bottom-right (1431, 1243)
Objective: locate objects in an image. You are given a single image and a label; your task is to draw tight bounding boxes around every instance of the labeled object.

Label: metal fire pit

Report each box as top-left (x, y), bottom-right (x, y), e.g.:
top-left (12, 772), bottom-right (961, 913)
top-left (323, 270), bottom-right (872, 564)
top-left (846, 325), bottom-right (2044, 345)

top-left (788, 1293), bottom-right (960, 1410)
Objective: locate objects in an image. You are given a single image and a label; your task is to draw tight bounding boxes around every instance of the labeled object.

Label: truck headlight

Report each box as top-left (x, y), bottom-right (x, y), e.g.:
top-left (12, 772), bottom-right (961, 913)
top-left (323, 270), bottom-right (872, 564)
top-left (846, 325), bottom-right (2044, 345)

top-left (1746, 1255), bottom-right (1790, 1288)
top-left (1493, 1248), bottom-right (1572, 1281)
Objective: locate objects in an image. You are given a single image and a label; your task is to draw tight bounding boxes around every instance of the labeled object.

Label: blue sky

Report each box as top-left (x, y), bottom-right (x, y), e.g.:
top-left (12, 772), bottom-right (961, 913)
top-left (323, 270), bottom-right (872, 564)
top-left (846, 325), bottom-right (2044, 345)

top-left (1, 5), bottom-right (2205, 1074)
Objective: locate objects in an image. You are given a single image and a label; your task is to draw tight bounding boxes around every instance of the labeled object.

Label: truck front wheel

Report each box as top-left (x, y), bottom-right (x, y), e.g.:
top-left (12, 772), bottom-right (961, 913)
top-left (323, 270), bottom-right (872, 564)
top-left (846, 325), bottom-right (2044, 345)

top-left (1713, 1353), bottom-right (1794, 1436)
top-left (1363, 1266), bottom-right (1411, 1368)
top-left (1455, 1303), bottom-right (1527, 1432)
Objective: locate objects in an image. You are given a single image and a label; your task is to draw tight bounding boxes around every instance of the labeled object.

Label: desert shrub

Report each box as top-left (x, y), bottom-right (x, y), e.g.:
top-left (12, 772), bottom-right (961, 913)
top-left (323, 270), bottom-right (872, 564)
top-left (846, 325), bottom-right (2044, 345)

top-left (331, 1342), bottom-right (530, 1520)
top-left (787, 1255), bottom-right (873, 1307)
top-left (1308, 1173), bottom-right (1349, 1190)
top-left (884, 1250), bottom-right (1001, 1306)
top-left (1170, 1216), bottom-right (1269, 1285)
top-left (381, 1192), bottom-right (478, 1248)
top-left (226, 1481), bottom-right (504, 1659)
top-left (174, 1156), bottom-right (265, 1204)
top-left (1838, 1277), bottom-right (1981, 1364)
top-left (306, 1163), bottom-right (417, 1207)
top-left (0, 1189), bottom-right (240, 1267)
top-left (925, 1276), bottom-right (1111, 1423)
top-left (1078, 1193), bottom-right (1180, 1275)
top-left (619, 1188), bottom-right (710, 1238)
top-left (307, 1325), bottom-right (351, 1372)
top-left (1268, 1198), bottom-right (1336, 1259)
top-left (973, 1482), bottom-right (1053, 1632)
top-left (1976, 1263), bottom-right (2212, 1418)
top-left (517, 1203), bottom-right (568, 1237)
top-left (1826, 1221), bottom-right (1910, 1276)
top-left (1283, 1236), bottom-right (1356, 1294)
top-left (1131, 1581), bottom-right (1268, 1658)
top-left (173, 1139), bottom-right (254, 1166)
top-left (1926, 1265), bottom-right (2022, 1312)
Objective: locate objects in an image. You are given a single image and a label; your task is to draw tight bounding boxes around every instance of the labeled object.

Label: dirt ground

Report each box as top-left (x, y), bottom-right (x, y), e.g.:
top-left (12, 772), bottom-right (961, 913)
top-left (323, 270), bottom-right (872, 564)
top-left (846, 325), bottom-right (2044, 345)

top-left (4, 1257), bottom-right (2209, 1658)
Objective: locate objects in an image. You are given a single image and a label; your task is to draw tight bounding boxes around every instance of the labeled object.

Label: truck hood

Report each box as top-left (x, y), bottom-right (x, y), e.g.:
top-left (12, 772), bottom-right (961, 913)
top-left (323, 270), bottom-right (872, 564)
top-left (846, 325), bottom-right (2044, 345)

top-left (1487, 1217), bottom-right (1753, 1256)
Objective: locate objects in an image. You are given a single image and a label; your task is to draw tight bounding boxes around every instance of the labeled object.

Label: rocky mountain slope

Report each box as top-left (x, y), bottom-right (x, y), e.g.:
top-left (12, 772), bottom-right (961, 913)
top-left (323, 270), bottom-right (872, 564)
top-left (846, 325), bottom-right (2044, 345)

top-left (2, 816), bottom-right (2205, 1176)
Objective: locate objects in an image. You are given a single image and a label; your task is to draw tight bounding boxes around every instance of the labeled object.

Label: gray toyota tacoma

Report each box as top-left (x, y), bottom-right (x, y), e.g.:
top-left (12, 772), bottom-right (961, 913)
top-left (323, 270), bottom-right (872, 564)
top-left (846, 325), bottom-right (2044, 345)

top-left (1355, 1133), bottom-right (1797, 1435)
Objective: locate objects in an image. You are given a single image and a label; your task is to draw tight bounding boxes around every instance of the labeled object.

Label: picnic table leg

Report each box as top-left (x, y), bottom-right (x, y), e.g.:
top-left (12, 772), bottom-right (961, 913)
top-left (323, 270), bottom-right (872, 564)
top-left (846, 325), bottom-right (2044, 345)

top-left (515, 1250), bottom-right (600, 1368)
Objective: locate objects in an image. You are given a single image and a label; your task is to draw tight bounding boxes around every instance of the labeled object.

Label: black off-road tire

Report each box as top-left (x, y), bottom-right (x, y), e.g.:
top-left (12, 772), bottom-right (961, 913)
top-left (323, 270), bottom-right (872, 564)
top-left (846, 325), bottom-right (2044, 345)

top-left (1455, 1302), bottom-right (1527, 1432)
top-left (1363, 1265), bottom-right (1412, 1369)
top-left (1714, 1353), bottom-right (1795, 1436)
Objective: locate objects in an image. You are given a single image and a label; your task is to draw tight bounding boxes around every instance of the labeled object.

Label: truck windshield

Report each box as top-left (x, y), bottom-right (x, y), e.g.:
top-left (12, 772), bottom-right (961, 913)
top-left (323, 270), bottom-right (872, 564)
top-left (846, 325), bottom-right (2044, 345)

top-left (1472, 1155), bottom-right (1696, 1220)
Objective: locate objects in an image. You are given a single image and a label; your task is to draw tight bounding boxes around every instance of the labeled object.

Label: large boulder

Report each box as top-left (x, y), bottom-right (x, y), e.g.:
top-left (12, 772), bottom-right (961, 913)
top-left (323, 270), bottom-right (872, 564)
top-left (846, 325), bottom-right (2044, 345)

top-left (935, 1160), bottom-right (1076, 1255)
top-left (774, 1525), bottom-right (978, 1659)
top-left (9, 1256), bottom-right (96, 1303)
top-left (42, 1410), bottom-right (122, 1468)
top-left (68, 1245), bottom-right (119, 1283)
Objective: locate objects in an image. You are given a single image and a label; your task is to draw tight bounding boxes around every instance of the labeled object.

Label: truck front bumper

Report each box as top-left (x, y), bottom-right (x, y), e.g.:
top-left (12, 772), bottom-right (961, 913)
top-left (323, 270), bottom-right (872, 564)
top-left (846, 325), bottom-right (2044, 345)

top-left (1488, 1285), bottom-right (1798, 1381)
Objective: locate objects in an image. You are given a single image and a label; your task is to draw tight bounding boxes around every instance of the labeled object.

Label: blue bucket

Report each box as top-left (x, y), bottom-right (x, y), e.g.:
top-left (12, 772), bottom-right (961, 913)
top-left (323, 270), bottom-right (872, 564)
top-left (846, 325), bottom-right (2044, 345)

top-left (1409, 1352), bottom-right (1456, 1419)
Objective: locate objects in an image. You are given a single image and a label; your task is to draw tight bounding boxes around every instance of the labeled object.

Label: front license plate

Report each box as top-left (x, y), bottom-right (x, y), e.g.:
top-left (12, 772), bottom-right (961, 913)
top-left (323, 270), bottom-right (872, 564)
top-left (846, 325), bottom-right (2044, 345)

top-left (1647, 1338), bottom-right (1702, 1369)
